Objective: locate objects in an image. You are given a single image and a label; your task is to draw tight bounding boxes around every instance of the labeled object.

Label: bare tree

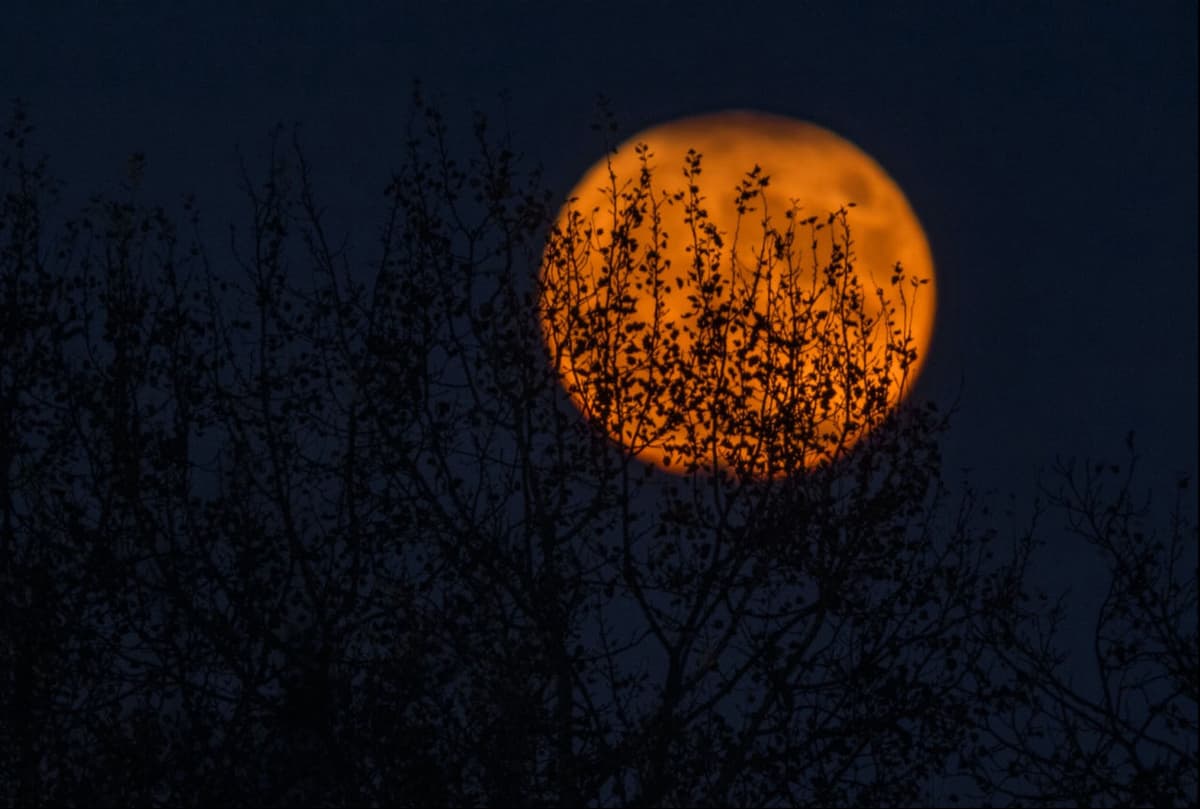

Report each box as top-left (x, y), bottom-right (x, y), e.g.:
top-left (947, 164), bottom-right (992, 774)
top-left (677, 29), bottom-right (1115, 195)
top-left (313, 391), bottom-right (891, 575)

top-left (969, 440), bottom-right (1197, 807)
top-left (0, 94), bottom-right (1194, 808)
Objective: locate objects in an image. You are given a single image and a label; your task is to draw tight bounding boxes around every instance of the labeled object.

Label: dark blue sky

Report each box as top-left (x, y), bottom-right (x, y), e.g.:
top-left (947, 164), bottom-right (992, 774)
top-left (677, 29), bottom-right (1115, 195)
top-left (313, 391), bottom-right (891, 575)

top-left (4, 0), bottom-right (1196, 511)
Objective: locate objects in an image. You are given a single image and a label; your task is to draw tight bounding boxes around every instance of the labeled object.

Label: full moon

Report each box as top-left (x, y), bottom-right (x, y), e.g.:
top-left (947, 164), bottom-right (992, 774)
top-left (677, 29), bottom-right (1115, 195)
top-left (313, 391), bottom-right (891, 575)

top-left (539, 112), bottom-right (935, 478)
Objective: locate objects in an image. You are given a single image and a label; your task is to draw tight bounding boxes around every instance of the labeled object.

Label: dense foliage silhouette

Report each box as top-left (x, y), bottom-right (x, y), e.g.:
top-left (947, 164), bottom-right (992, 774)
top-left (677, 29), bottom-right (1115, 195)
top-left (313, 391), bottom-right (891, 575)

top-left (0, 96), bottom-right (1194, 807)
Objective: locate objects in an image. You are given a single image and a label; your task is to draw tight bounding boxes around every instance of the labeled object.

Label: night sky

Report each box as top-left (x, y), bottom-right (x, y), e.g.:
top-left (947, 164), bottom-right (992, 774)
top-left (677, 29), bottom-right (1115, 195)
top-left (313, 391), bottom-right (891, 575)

top-left (5, 0), bottom-right (1196, 673)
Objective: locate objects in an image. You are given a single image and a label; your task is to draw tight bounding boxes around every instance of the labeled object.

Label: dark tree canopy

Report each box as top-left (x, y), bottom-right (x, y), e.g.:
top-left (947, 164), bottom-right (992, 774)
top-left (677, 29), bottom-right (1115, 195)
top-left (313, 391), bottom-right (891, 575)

top-left (0, 96), bottom-right (1195, 807)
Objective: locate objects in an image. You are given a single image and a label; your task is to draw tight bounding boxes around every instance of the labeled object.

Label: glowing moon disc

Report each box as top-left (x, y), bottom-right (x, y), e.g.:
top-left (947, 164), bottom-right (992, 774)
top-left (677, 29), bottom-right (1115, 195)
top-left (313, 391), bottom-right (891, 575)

top-left (539, 112), bottom-right (936, 478)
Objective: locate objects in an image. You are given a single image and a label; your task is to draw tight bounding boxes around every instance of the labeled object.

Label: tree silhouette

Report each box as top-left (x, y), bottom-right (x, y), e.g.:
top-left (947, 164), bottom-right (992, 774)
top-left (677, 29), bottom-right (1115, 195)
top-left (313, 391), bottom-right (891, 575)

top-left (971, 445), bottom-right (1197, 806)
top-left (0, 95), bottom-right (1194, 807)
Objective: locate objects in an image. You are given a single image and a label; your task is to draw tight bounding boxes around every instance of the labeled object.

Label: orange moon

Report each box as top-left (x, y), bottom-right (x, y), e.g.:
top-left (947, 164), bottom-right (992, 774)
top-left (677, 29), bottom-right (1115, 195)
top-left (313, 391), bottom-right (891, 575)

top-left (539, 111), bottom-right (935, 478)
